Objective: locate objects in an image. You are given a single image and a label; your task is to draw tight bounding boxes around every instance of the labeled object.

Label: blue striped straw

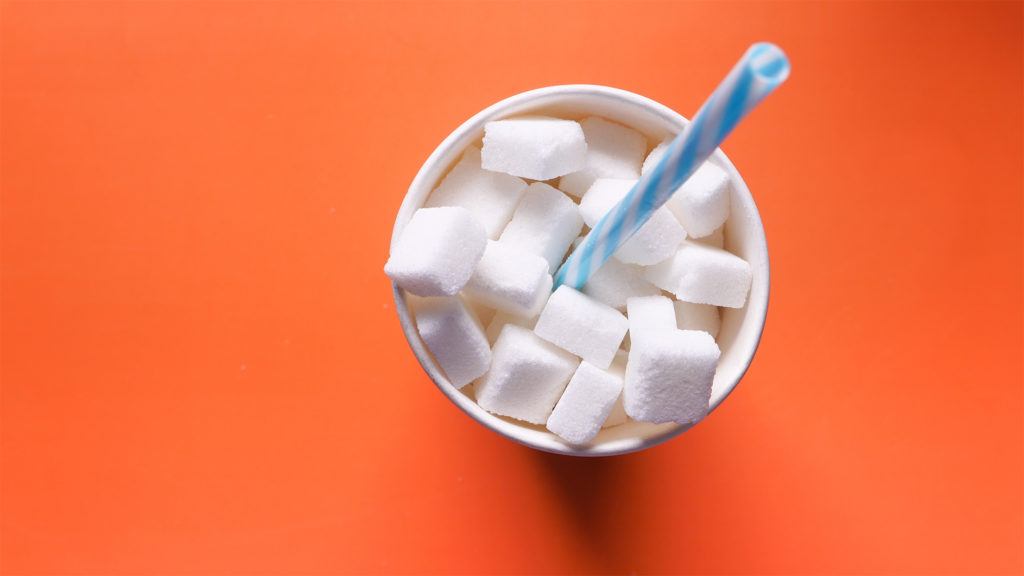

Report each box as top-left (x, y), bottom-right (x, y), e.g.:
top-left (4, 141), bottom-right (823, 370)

top-left (554, 43), bottom-right (790, 290)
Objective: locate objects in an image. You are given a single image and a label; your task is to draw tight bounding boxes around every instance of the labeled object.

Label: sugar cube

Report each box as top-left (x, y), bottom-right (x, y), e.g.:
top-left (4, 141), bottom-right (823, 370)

top-left (665, 161), bottom-right (731, 239)
top-left (475, 324), bottom-right (580, 424)
top-left (559, 117), bottom-right (646, 197)
top-left (499, 182), bottom-right (584, 274)
top-left (578, 178), bottom-right (686, 266)
top-left (645, 241), bottom-right (752, 308)
top-left (576, 178), bottom-right (631, 225)
top-left (385, 206), bottom-right (487, 297)
top-left (580, 256), bottom-right (660, 310)
top-left (674, 300), bottom-right (720, 339)
top-left (641, 137), bottom-right (671, 176)
top-left (546, 362), bottom-right (624, 444)
top-left (534, 285), bottom-right (628, 369)
top-left (413, 297), bottom-right (492, 389)
top-left (481, 117), bottom-right (587, 181)
top-left (425, 146), bottom-right (527, 239)
top-left (626, 296), bottom-right (677, 345)
top-left (462, 240), bottom-right (552, 317)
top-left (624, 329), bottom-right (721, 424)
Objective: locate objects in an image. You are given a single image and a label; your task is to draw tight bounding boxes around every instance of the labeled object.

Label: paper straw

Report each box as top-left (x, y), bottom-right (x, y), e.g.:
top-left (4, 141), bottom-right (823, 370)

top-left (554, 43), bottom-right (790, 290)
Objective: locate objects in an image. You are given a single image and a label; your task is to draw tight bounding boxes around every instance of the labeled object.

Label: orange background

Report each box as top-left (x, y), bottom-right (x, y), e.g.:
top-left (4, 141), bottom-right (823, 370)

top-left (2, 1), bottom-right (1022, 574)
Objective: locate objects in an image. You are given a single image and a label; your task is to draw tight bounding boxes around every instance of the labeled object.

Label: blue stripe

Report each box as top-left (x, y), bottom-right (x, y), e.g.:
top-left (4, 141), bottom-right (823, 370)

top-left (572, 255), bottom-right (586, 289)
top-left (636, 180), bottom-right (659, 222)
top-left (754, 57), bottom-right (788, 87)
top-left (668, 103), bottom-right (707, 192)
top-left (603, 200), bottom-right (629, 261)
top-left (717, 65), bottom-right (753, 142)
top-left (552, 43), bottom-right (789, 291)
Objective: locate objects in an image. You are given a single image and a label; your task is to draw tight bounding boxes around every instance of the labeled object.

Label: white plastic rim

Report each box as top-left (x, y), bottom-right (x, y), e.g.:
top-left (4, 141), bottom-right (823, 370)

top-left (389, 85), bottom-right (769, 457)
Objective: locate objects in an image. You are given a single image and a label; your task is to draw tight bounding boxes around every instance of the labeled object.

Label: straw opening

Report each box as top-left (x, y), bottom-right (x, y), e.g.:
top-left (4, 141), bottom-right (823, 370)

top-left (749, 42), bottom-right (791, 86)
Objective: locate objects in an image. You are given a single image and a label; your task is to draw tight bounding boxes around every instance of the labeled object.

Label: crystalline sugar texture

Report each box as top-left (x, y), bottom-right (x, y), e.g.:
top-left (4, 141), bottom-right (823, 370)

top-left (534, 285), bottom-right (628, 369)
top-left (481, 117), bottom-right (587, 181)
top-left (645, 241), bottom-right (752, 308)
top-left (641, 138), bottom-right (671, 176)
top-left (665, 161), bottom-right (731, 239)
top-left (462, 240), bottom-right (552, 317)
top-left (580, 256), bottom-right (660, 310)
top-left (616, 204), bottom-right (687, 266)
top-left (546, 362), bottom-right (623, 445)
top-left (624, 329), bottom-right (720, 425)
top-left (577, 178), bottom-right (630, 226)
top-left (673, 300), bottom-right (720, 339)
top-left (384, 206), bottom-right (487, 297)
top-left (413, 297), bottom-right (491, 389)
top-left (475, 324), bottom-right (579, 425)
top-left (558, 117), bottom-right (646, 197)
top-left (626, 296), bottom-right (677, 345)
top-left (579, 178), bottom-right (686, 266)
top-left (499, 182), bottom-right (583, 274)
top-left (425, 146), bottom-right (527, 239)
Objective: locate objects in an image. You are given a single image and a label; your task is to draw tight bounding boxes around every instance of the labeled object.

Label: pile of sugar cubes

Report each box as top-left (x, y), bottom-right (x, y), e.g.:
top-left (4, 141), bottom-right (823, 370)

top-left (385, 115), bottom-right (752, 445)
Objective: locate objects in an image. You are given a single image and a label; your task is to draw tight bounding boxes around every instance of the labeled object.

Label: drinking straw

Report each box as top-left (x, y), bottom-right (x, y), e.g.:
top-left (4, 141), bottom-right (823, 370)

top-left (554, 42), bottom-right (790, 290)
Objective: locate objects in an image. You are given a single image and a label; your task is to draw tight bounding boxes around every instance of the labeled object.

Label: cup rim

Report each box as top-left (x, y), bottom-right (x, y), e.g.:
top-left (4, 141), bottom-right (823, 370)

top-left (389, 84), bottom-right (770, 457)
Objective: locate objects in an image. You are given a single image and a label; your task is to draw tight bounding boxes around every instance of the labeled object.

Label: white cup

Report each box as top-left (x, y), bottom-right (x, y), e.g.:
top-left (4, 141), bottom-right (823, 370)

top-left (389, 85), bottom-right (769, 456)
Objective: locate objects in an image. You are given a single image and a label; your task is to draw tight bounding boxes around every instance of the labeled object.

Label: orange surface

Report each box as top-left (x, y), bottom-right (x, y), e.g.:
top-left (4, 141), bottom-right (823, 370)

top-left (1, 1), bottom-right (1022, 574)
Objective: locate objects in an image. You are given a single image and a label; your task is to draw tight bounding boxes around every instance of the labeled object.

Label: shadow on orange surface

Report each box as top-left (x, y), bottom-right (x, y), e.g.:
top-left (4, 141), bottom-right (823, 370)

top-left (528, 448), bottom-right (645, 571)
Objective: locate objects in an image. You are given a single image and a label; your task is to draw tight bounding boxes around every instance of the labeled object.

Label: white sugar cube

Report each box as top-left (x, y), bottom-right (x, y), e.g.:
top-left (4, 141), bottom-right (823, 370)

top-left (463, 240), bottom-right (552, 317)
top-left (385, 206), bottom-right (487, 297)
top-left (547, 362), bottom-right (623, 444)
top-left (413, 297), bottom-right (491, 389)
top-left (425, 146), bottom-right (527, 239)
top-left (645, 241), bottom-right (752, 308)
top-left (641, 138), bottom-right (671, 175)
top-left (579, 178), bottom-right (686, 266)
top-left (626, 296), bottom-right (677, 345)
top-left (475, 324), bottom-right (580, 424)
top-left (499, 182), bottom-right (583, 274)
top-left (559, 117), bottom-right (647, 197)
top-left (581, 256), bottom-right (660, 310)
top-left (485, 309), bottom-right (539, 344)
top-left (577, 178), bottom-right (630, 225)
top-left (534, 285), bottom-right (628, 369)
top-left (602, 350), bottom-right (629, 428)
top-left (624, 329), bottom-right (721, 425)
top-left (665, 161), bottom-right (731, 238)
top-left (674, 300), bottom-right (720, 339)
top-left (481, 117), bottom-right (587, 181)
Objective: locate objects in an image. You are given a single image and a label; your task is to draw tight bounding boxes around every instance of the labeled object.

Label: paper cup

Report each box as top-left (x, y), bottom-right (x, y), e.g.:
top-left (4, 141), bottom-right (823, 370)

top-left (389, 85), bottom-right (769, 456)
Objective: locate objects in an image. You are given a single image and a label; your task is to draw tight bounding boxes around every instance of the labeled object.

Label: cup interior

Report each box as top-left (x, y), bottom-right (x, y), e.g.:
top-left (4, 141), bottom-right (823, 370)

top-left (390, 85), bottom-right (769, 456)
